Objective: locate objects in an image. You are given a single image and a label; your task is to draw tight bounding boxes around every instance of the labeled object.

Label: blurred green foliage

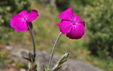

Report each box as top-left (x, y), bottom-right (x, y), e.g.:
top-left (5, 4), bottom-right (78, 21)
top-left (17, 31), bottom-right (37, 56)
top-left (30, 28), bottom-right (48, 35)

top-left (0, 0), bottom-right (31, 27)
top-left (0, 49), bottom-right (10, 67)
top-left (55, 0), bottom-right (69, 11)
top-left (55, 0), bottom-right (94, 12)
top-left (0, 50), bottom-right (6, 67)
top-left (70, 0), bottom-right (93, 6)
top-left (84, 0), bottom-right (113, 57)
top-left (16, 62), bottom-right (26, 69)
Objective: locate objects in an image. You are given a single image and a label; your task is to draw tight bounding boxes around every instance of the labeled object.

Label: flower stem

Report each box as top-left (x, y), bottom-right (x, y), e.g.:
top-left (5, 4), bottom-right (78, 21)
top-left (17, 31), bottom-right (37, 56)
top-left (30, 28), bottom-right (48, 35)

top-left (28, 22), bottom-right (36, 65)
top-left (48, 32), bottom-right (62, 69)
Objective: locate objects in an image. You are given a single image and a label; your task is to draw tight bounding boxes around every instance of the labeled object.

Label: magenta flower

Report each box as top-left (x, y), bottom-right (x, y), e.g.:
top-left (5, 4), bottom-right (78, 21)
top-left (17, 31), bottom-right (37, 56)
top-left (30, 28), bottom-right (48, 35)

top-left (57, 7), bottom-right (85, 39)
top-left (10, 10), bottom-right (39, 32)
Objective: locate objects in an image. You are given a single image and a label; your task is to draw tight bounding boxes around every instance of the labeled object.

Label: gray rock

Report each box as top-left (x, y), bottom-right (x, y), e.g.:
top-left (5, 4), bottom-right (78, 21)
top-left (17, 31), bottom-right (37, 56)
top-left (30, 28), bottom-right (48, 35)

top-left (5, 46), bottom-right (104, 71)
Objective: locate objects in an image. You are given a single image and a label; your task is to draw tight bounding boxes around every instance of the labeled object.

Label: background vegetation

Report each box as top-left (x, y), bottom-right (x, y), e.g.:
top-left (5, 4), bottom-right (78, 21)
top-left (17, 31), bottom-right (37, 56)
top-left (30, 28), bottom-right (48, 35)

top-left (0, 0), bottom-right (113, 71)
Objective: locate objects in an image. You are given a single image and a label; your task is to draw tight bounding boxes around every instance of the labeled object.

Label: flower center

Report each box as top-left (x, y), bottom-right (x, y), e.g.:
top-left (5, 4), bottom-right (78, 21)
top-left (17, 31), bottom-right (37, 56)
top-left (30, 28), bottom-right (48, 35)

top-left (71, 18), bottom-right (76, 25)
top-left (23, 17), bottom-right (27, 21)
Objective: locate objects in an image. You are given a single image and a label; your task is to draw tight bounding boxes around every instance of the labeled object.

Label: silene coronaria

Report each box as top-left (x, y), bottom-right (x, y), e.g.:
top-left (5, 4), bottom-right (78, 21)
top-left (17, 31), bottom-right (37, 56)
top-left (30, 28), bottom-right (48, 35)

top-left (10, 10), bottom-right (39, 32)
top-left (57, 7), bottom-right (85, 39)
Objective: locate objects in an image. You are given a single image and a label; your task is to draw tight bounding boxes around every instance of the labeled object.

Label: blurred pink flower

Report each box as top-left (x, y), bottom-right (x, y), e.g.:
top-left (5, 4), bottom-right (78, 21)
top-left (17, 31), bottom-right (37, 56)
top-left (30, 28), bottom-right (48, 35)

top-left (57, 7), bottom-right (85, 39)
top-left (10, 10), bottom-right (39, 32)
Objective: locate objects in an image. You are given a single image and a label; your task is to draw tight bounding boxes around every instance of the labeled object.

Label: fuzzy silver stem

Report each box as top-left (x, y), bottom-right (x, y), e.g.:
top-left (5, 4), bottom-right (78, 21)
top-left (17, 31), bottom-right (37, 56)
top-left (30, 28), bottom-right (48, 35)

top-left (48, 32), bottom-right (62, 69)
top-left (28, 22), bottom-right (36, 65)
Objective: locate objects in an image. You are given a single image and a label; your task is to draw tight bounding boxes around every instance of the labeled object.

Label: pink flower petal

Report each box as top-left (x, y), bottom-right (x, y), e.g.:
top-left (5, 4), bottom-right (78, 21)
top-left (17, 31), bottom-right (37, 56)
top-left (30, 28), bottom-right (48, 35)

top-left (10, 15), bottom-right (22, 28)
top-left (10, 15), bottom-right (17, 28)
top-left (66, 28), bottom-right (81, 39)
top-left (27, 10), bottom-right (39, 22)
top-left (81, 21), bottom-right (85, 26)
top-left (76, 24), bottom-right (85, 35)
top-left (66, 22), bottom-right (85, 39)
top-left (59, 7), bottom-right (73, 20)
top-left (57, 20), bottom-right (72, 34)
top-left (15, 21), bottom-right (28, 32)
top-left (73, 13), bottom-right (81, 22)
top-left (18, 10), bottom-right (28, 18)
top-left (66, 33), bottom-right (75, 39)
top-left (10, 15), bottom-right (28, 32)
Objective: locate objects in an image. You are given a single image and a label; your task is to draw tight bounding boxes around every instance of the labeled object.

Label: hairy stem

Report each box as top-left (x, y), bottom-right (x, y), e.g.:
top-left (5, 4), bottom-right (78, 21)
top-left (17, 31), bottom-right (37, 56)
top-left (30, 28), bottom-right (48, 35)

top-left (48, 32), bottom-right (62, 69)
top-left (28, 22), bottom-right (36, 65)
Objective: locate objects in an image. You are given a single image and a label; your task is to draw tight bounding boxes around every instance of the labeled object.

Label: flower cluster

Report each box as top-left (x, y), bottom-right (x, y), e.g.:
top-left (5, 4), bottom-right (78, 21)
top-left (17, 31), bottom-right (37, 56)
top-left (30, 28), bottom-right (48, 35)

top-left (10, 7), bottom-right (85, 39)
